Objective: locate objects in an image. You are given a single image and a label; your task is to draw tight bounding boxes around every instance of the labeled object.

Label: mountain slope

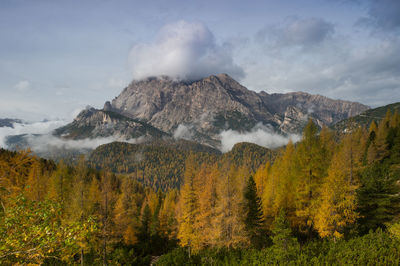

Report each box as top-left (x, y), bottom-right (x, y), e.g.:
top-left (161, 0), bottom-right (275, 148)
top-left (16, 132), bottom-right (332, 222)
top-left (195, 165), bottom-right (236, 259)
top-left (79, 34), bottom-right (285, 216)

top-left (333, 102), bottom-right (400, 132)
top-left (88, 140), bottom-right (271, 190)
top-left (54, 107), bottom-right (168, 140)
top-left (88, 140), bottom-right (220, 190)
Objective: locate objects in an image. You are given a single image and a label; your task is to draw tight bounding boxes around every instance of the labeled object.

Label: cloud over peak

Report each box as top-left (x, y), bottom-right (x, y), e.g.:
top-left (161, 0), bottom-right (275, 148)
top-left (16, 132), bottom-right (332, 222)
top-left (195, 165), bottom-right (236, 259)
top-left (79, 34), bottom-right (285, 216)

top-left (129, 20), bottom-right (245, 81)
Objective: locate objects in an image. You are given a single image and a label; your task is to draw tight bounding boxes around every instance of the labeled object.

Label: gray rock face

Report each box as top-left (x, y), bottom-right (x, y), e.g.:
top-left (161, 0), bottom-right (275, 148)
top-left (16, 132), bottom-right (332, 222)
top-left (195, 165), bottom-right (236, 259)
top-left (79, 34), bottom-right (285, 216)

top-left (110, 74), bottom-right (368, 141)
top-left (58, 73), bottom-right (369, 148)
top-left (54, 107), bottom-right (167, 140)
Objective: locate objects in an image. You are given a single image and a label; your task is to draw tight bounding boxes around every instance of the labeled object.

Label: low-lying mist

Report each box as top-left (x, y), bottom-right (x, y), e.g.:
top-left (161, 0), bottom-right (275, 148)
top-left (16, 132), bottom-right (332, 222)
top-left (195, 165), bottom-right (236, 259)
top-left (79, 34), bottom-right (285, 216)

top-left (219, 123), bottom-right (300, 152)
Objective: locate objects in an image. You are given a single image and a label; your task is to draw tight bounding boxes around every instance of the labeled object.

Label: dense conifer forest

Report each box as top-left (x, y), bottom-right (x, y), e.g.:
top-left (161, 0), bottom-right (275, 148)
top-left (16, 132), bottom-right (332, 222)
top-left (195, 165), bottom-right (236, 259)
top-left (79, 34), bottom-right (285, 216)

top-left (1, 111), bottom-right (400, 265)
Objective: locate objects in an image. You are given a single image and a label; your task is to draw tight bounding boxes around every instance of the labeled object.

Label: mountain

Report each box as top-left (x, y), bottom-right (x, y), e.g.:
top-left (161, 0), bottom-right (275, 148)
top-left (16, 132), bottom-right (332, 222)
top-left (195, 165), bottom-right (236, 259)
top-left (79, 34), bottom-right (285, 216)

top-left (333, 102), bottom-right (400, 132)
top-left (54, 107), bottom-right (167, 140)
top-left (56, 73), bottom-right (368, 149)
top-left (0, 118), bottom-right (23, 128)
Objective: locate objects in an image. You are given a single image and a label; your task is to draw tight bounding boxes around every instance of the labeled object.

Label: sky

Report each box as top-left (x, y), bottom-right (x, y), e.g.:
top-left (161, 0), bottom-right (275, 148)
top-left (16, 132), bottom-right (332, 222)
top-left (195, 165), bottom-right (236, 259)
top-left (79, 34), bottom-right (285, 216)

top-left (1, 0), bottom-right (400, 121)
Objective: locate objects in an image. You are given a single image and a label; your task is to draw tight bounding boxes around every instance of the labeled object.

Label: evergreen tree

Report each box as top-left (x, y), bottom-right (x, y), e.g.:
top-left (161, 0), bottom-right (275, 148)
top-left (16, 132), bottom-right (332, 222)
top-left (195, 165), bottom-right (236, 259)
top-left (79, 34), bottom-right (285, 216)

top-left (138, 204), bottom-right (152, 255)
top-left (357, 163), bottom-right (400, 234)
top-left (271, 209), bottom-right (299, 263)
top-left (243, 175), bottom-right (266, 248)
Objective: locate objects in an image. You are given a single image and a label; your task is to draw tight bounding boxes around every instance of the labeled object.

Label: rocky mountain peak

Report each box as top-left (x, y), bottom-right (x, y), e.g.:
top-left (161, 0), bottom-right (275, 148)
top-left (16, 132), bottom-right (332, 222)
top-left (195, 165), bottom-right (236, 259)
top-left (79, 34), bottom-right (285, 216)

top-left (58, 73), bottom-right (369, 148)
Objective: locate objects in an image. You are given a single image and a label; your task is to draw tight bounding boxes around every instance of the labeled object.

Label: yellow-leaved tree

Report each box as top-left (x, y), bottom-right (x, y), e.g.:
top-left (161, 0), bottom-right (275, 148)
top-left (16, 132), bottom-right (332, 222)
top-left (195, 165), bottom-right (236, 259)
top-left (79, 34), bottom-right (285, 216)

top-left (315, 132), bottom-right (361, 239)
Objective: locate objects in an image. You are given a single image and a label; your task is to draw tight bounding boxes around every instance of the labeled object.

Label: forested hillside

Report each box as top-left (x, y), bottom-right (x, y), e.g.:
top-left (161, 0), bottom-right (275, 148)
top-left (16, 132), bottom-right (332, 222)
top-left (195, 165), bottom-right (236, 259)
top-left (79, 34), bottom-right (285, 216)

top-left (1, 110), bottom-right (400, 265)
top-left (88, 140), bottom-right (274, 190)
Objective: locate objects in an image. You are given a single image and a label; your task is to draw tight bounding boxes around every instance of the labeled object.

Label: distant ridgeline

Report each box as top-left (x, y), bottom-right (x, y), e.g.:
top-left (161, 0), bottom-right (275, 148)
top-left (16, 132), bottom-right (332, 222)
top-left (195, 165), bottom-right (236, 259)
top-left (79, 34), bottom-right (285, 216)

top-left (333, 102), bottom-right (400, 132)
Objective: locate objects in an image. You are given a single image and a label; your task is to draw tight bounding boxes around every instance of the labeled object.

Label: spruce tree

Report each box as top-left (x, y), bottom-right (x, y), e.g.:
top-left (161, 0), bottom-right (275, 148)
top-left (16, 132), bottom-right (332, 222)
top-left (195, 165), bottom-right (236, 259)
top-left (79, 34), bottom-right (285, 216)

top-left (271, 209), bottom-right (299, 263)
top-left (244, 175), bottom-right (266, 248)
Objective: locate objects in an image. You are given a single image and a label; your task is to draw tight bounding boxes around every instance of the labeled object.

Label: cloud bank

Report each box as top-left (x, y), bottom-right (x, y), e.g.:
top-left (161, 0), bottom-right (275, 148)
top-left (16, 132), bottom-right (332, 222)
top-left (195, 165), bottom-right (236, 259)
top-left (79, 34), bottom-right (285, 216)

top-left (0, 120), bottom-right (145, 155)
top-left (0, 120), bottom-right (66, 148)
top-left (173, 124), bottom-right (193, 140)
top-left (219, 123), bottom-right (300, 153)
top-left (23, 134), bottom-right (145, 153)
top-left (129, 20), bottom-right (245, 81)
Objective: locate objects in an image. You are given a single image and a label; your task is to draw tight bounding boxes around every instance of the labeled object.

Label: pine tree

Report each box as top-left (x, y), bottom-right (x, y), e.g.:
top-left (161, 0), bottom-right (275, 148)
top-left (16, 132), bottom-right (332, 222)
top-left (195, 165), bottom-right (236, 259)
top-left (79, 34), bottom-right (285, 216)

top-left (357, 163), bottom-right (400, 234)
top-left (138, 204), bottom-right (152, 254)
top-left (244, 175), bottom-right (266, 248)
top-left (271, 209), bottom-right (299, 263)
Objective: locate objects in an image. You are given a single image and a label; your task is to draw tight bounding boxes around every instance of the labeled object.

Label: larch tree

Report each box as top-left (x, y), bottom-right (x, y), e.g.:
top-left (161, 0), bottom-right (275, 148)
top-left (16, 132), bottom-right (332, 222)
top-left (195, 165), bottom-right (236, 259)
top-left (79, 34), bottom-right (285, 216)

top-left (215, 164), bottom-right (248, 249)
top-left (254, 161), bottom-right (270, 200)
top-left (158, 189), bottom-right (179, 240)
top-left (315, 133), bottom-right (361, 239)
top-left (177, 154), bottom-right (201, 253)
top-left (272, 141), bottom-right (297, 223)
top-left (194, 164), bottom-right (219, 249)
top-left (25, 159), bottom-right (48, 201)
top-left (113, 177), bottom-right (144, 246)
top-left (293, 119), bottom-right (326, 236)
top-left (47, 160), bottom-right (71, 206)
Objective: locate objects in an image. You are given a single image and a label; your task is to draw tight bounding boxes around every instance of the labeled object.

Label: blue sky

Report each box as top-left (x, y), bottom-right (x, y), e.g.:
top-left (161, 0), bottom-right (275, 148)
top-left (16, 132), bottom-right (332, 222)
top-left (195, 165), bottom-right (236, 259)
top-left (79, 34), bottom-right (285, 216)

top-left (1, 0), bottom-right (399, 121)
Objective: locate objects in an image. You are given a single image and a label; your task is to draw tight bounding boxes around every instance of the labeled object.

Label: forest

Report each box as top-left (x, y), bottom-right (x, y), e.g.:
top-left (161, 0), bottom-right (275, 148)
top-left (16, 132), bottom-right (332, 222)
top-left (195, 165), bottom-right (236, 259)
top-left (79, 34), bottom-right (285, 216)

top-left (1, 111), bottom-right (400, 265)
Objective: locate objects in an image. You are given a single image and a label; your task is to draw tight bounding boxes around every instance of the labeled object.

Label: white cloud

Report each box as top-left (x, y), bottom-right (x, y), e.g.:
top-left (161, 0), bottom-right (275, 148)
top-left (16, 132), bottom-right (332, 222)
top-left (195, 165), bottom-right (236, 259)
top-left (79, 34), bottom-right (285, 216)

top-left (173, 124), bottom-right (193, 140)
top-left (0, 119), bottom-right (146, 153)
top-left (129, 20), bottom-right (245, 81)
top-left (0, 119), bottom-right (66, 148)
top-left (24, 134), bottom-right (145, 153)
top-left (219, 123), bottom-right (300, 153)
top-left (14, 80), bottom-right (31, 92)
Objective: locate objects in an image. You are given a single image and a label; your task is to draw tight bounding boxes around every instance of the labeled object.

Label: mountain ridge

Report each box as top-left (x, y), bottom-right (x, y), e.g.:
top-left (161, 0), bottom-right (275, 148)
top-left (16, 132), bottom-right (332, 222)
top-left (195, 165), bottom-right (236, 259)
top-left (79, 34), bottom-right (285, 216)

top-left (54, 73), bottom-right (369, 149)
top-left (105, 73), bottom-right (369, 147)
